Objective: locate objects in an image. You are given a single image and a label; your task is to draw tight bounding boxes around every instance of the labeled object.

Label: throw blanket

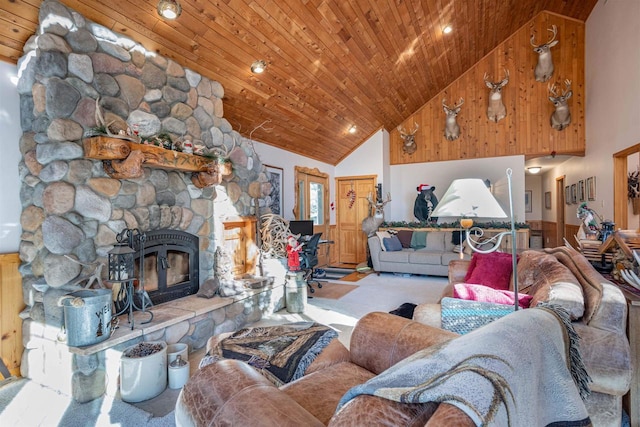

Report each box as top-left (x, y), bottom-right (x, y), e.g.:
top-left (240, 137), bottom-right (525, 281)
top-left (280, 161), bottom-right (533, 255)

top-left (200, 322), bottom-right (337, 386)
top-left (337, 305), bottom-right (591, 427)
top-left (441, 297), bottom-right (514, 334)
top-left (544, 246), bottom-right (604, 324)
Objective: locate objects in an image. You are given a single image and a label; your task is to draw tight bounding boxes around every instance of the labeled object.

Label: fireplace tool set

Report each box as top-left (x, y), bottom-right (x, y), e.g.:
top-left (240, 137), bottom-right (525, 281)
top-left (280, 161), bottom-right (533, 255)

top-left (108, 228), bottom-right (154, 329)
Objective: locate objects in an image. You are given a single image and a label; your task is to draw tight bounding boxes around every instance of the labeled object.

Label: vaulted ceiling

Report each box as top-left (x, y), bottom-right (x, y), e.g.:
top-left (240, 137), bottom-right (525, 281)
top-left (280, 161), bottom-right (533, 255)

top-left (0, 0), bottom-right (597, 165)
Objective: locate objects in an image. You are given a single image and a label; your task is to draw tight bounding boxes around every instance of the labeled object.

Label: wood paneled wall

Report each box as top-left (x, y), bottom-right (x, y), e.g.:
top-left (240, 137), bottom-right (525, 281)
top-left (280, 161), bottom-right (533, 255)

top-left (391, 12), bottom-right (585, 165)
top-left (542, 221), bottom-right (558, 248)
top-left (0, 253), bottom-right (23, 377)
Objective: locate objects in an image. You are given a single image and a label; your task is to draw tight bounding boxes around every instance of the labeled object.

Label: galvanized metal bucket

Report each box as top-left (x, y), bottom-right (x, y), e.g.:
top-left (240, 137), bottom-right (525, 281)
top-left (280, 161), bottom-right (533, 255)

top-left (60, 289), bottom-right (112, 347)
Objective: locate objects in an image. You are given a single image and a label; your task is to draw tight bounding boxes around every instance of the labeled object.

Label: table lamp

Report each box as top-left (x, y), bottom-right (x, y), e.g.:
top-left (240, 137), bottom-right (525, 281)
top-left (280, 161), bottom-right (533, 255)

top-left (431, 168), bottom-right (520, 310)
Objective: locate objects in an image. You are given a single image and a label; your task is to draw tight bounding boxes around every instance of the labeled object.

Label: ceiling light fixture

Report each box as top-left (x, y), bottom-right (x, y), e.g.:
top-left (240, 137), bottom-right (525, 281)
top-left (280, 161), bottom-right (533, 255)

top-left (528, 166), bottom-right (542, 174)
top-left (251, 60), bottom-right (267, 74)
top-left (348, 125), bottom-right (357, 134)
top-left (157, 0), bottom-right (182, 19)
top-left (443, 25), bottom-right (453, 34)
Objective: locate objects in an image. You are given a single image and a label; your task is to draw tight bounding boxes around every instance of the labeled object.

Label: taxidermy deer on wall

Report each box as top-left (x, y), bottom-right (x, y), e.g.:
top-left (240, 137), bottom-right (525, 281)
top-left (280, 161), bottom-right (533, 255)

top-left (548, 79), bottom-right (572, 130)
top-left (362, 192), bottom-right (391, 237)
top-left (397, 122), bottom-right (419, 155)
top-left (484, 69), bottom-right (509, 122)
top-left (442, 98), bottom-right (464, 141)
top-left (531, 25), bottom-right (559, 82)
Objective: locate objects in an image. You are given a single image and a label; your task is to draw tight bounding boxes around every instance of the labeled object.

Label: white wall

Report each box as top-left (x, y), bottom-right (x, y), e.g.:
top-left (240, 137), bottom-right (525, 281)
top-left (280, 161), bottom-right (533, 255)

top-left (252, 142), bottom-right (335, 223)
top-left (541, 0), bottom-right (640, 227)
top-left (389, 156), bottom-right (526, 223)
top-left (0, 61), bottom-right (22, 253)
top-left (525, 175), bottom-right (543, 221)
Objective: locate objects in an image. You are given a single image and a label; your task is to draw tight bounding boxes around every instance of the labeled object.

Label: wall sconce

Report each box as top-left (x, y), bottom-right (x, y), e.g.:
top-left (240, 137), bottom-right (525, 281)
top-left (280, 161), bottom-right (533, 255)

top-left (528, 166), bottom-right (542, 174)
top-left (251, 60), bottom-right (267, 74)
top-left (157, 0), bottom-right (182, 19)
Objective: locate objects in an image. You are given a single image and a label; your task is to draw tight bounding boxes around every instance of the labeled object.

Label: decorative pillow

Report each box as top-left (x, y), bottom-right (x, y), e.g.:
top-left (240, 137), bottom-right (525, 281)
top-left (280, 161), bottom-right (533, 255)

top-left (410, 231), bottom-right (427, 249)
top-left (516, 251), bottom-right (584, 320)
top-left (453, 283), bottom-right (532, 309)
top-left (463, 252), bottom-right (515, 291)
top-left (375, 231), bottom-right (392, 251)
top-left (396, 230), bottom-right (414, 248)
top-left (382, 235), bottom-right (403, 252)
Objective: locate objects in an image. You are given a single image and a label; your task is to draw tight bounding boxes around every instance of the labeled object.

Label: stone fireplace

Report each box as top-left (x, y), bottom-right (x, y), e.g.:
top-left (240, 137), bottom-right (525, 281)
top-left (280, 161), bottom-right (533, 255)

top-left (16, 0), bottom-right (285, 402)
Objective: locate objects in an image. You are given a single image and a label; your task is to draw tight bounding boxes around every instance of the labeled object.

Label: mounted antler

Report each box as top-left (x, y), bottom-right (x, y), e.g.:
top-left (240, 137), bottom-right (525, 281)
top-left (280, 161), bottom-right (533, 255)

top-left (361, 192), bottom-right (391, 237)
top-left (442, 97), bottom-right (464, 141)
top-left (397, 122), bottom-right (419, 155)
top-left (548, 79), bottom-right (572, 131)
top-left (484, 69), bottom-right (509, 122)
top-left (531, 25), bottom-right (559, 82)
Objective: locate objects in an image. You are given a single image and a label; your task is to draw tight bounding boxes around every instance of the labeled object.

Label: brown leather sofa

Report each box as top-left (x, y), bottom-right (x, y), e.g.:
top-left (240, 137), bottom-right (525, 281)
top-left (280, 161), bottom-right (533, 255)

top-left (413, 247), bottom-right (632, 427)
top-left (175, 311), bottom-right (474, 426)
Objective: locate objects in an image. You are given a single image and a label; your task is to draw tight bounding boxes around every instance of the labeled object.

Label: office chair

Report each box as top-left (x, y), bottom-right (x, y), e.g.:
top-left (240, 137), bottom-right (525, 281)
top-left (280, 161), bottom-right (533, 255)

top-left (299, 232), bottom-right (322, 294)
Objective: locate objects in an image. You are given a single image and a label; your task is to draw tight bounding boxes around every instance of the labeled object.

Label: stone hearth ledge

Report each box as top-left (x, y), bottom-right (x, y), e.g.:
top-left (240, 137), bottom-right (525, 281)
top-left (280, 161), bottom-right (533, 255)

top-left (68, 284), bottom-right (280, 356)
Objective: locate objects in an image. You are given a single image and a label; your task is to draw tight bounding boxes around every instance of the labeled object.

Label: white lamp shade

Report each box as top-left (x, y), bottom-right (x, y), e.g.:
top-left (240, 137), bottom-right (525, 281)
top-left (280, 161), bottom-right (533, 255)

top-left (431, 178), bottom-right (507, 219)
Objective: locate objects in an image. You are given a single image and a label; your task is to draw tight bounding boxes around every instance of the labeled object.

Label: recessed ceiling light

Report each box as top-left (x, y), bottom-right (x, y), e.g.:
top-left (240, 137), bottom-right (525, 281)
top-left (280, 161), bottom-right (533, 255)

top-left (443, 25), bottom-right (453, 34)
top-left (251, 60), bottom-right (267, 74)
top-left (348, 125), bottom-right (357, 134)
top-left (528, 166), bottom-right (542, 174)
top-left (157, 0), bottom-right (182, 19)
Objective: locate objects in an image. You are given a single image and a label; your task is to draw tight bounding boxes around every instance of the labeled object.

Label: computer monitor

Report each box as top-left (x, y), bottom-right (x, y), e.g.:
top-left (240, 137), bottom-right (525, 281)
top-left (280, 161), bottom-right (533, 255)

top-left (288, 220), bottom-right (314, 237)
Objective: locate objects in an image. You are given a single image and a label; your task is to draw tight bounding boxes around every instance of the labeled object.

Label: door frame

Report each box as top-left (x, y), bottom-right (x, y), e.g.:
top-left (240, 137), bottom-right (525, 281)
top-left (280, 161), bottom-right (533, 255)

top-left (613, 143), bottom-right (640, 230)
top-left (556, 175), bottom-right (565, 246)
top-left (335, 174), bottom-right (377, 264)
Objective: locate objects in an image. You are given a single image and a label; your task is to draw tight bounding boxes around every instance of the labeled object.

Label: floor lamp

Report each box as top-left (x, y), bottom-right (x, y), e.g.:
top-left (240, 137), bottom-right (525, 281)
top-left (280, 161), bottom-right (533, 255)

top-left (431, 168), bottom-right (520, 310)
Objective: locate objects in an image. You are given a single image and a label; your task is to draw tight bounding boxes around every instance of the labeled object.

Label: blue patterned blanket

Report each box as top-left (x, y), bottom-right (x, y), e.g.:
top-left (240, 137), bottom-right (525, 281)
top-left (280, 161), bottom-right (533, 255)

top-left (441, 297), bottom-right (514, 334)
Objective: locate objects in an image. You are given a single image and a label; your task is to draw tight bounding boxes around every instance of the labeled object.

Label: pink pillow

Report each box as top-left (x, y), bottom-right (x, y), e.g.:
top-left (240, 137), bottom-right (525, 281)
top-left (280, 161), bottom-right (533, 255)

top-left (454, 283), bottom-right (533, 309)
top-left (463, 252), bottom-right (516, 291)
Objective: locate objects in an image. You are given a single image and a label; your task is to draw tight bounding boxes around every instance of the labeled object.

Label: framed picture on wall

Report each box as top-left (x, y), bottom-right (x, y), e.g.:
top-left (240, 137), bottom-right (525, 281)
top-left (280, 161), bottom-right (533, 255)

top-left (545, 191), bottom-right (552, 209)
top-left (587, 176), bottom-right (596, 200)
top-left (525, 190), bottom-right (532, 213)
top-left (571, 183), bottom-right (577, 204)
top-left (565, 186), bottom-right (571, 205)
top-left (578, 180), bottom-right (585, 202)
top-left (265, 165), bottom-right (283, 216)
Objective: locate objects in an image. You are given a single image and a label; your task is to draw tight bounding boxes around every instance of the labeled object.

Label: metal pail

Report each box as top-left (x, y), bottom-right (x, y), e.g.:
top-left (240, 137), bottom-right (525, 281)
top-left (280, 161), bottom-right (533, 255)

top-left (61, 289), bottom-right (112, 347)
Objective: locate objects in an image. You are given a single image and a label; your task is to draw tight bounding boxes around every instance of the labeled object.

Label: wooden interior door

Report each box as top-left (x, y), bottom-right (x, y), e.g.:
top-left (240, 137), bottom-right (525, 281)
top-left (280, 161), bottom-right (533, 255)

top-left (294, 167), bottom-right (330, 267)
top-left (336, 176), bottom-right (376, 264)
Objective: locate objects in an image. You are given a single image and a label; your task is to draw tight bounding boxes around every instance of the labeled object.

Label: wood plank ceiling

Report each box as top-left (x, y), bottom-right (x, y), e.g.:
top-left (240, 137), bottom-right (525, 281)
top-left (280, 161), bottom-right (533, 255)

top-left (0, 0), bottom-right (597, 165)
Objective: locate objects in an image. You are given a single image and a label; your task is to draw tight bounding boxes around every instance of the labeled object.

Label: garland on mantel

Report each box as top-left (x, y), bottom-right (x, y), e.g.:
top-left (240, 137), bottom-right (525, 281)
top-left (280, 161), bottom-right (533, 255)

top-left (381, 220), bottom-right (530, 229)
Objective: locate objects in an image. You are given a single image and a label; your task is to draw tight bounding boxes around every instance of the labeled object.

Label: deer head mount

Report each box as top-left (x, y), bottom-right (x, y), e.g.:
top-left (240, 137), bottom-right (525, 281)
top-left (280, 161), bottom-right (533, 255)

top-left (442, 97), bottom-right (464, 141)
top-left (484, 69), bottom-right (509, 123)
top-left (531, 24), bottom-right (558, 82)
top-left (361, 192), bottom-right (391, 237)
top-left (397, 122), bottom-right (419, 155)
top-left (548, 79), bottom-right (572, 131)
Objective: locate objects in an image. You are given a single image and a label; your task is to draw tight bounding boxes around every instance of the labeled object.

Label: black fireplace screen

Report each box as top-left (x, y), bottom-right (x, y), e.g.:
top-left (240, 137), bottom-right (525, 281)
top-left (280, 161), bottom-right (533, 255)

top-left (132, 229), bottom-right (199, 305)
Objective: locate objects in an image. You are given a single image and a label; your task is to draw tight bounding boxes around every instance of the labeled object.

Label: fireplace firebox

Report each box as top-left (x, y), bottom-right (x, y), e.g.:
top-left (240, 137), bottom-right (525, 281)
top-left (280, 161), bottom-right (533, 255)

top-left (131, 229), bottom-right (199, 305)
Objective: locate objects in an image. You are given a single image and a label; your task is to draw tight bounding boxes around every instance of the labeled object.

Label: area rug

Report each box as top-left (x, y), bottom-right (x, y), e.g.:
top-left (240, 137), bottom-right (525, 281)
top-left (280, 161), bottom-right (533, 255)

top-left (340, 271), bottom-right (373, 282)
top-left (312, 282), bottom-right (358, 299)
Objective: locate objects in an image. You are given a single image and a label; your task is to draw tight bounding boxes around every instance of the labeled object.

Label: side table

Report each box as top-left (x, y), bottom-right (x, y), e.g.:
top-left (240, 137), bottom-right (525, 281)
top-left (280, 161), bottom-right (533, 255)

top-left (614, 285), bottom-right (639, 427)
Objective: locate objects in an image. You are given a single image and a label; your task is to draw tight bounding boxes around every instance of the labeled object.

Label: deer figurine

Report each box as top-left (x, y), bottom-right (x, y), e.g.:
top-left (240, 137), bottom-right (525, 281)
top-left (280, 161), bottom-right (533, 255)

top-left (484, 69), bottom-right (509, 122)
top-left (531, 25), bottom-right (559, 82)
top-left (361, 192), bottom-right (391, 237)
top-left (548, 79), bottom-right (572, 130)
top-left (397, 122), bottom-right (419, 155)
top-left (442, 98), bottom-right (464, 141)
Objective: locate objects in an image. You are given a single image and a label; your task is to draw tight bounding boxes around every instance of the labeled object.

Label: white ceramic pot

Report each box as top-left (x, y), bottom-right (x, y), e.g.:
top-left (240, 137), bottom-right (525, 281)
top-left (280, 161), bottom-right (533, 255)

top-left (166, 343), bottom-right (188, 365)
top-left (120, 341), bottom-right (167, 403)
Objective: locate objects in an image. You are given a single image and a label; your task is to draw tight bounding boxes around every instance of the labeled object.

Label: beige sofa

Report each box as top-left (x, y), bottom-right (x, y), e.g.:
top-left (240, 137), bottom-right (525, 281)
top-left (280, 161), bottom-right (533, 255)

top-left (413, 246), bottom-right (632, 427)
top-left (368, 230), bottom-right (469, 276)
